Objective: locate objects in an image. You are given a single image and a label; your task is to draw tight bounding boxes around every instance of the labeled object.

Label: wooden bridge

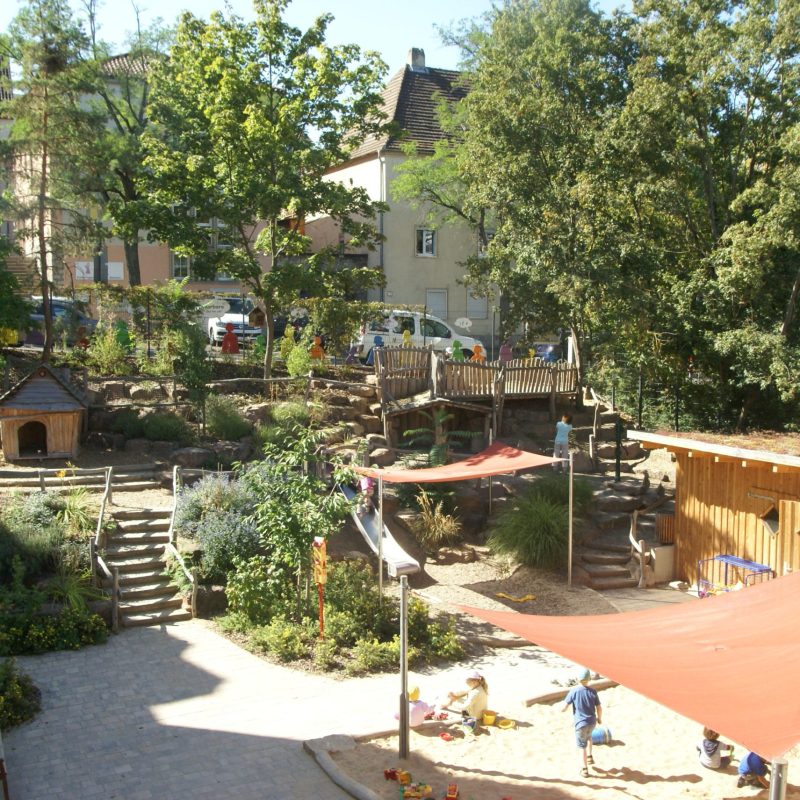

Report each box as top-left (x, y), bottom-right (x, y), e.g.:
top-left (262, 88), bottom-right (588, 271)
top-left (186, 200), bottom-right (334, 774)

top-left (373, 346), bottom-right (579, 437)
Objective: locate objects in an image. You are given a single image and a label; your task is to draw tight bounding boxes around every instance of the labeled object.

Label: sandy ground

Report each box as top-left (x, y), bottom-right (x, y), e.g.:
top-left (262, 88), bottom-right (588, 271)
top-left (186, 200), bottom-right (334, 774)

top-left (333, 684), bottom-right (800, 800)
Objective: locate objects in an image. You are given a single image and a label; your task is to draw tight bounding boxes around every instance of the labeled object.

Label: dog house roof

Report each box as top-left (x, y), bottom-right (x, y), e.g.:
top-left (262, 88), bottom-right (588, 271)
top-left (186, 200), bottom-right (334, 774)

top-left (0, 363), bottom-right (88, 412)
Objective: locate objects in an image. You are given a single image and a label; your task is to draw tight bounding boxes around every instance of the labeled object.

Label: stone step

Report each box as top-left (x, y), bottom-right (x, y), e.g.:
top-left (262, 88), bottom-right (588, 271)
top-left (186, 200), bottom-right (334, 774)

top-left (580, 552), bottom-right (631, 566)
top-left (121, 581), bottom-right (176, 600)
top-left (584, 539), bottom-right (632, 555)
top-left (105, 543), bottom-right (167, 560)
top-left (589, 576), bottom-right (640, 591)
top-left (122, 608), bottom-right (193, 627)
top-left (112, 509), bottom-right (172, 521)
top-left (591, 512), bottom-right (630, 531)
top-left (582, 563), bottom-right (632, 579)
top-left (120, 594), bottom-right (183, 615)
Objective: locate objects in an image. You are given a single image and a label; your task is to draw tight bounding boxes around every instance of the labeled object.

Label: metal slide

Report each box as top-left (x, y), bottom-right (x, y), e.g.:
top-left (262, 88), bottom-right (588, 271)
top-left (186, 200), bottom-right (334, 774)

top-left (339, 485), bottom-right (420, 577)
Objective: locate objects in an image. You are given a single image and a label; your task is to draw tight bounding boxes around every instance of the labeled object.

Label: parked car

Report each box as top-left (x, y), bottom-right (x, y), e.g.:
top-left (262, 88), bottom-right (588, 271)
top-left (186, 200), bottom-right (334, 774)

top-left (26, 297), bottom-right (98, 346)
top-left (355, 310), bottom-right (484, 361)
top-left (207, 297), bottom-right (264, 346)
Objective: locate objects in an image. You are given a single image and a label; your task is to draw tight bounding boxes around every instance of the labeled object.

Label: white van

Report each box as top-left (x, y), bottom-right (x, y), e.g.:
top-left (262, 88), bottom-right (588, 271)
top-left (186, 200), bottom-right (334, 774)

top-left (356, 311), bottom-right (484, 361)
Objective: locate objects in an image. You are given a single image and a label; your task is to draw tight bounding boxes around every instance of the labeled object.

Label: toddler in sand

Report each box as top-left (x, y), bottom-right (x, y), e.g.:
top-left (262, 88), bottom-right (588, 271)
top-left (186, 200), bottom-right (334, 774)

top-left (443, 670), bottom-right (489, 719)
top-left (697, 727), bottom-right (733, 769)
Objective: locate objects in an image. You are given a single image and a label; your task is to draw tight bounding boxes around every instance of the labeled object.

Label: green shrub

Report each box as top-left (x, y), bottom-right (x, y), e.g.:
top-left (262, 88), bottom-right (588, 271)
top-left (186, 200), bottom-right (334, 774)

top-left (111, 409), bottom-right (146, 439)
top-left (57, 488), bottom-right (94, 538)
top-left (206, 395), bottom-right (252, 441)
top-left (488, 492), bottom-right (569, 569)
top-left (175, 474), bottom-right (257, 536)
top-left (313, 638), bottom-right (339, 671)
top-left (323, 608), bottom-right (364, 648)
top-left (526, 473), bottom-right (593, 516)
top-left (255, 401), bottom-right (311, 449)
top-left (286, 338), bottom-right (312, 377)
top-left (2, 491), bottom-right (61, 530)
top-left (346, 636), bottom-right (413, 675)
top-left (44, 571), bottom-right (104, 611)
top-left (323, 560), bottom-right (393, 638)
top-left (410, 490), bottom-right (461, 552)
top-left (0, 520), bottom-right (63, 583)
top-left (85, 327), bottom-right (129, 376)
top-left (193, 509), bottom-right (261, 583)
top-left (0, 608), bottom-right (108, 656)
top-left (0, 658), bottom-right (41, 731)
top-left (250, 618), bottom-right (310, 662)
top-left (143, 412), bottom-right (193, 443)
top-left (225, 555), bottom-right (294, 625)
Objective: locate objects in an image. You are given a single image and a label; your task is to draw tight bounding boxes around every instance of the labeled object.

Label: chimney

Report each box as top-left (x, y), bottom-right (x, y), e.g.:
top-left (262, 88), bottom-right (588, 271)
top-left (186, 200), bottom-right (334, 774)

top-left (407, 48), bottom-right (427, 72)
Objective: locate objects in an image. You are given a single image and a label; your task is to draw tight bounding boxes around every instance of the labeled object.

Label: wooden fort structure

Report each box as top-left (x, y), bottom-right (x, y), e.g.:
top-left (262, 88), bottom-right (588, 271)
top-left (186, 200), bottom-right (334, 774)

top-left (628, 430), bottom-right (800, 587)
top-left (0, 363), bottom-right (89, 460)
top-left (373, 346), bottom-right (579, 447)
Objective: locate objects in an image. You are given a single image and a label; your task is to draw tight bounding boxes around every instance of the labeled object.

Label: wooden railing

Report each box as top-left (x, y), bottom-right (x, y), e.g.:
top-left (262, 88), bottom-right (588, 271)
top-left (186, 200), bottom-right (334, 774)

top-left (375, 346), bottom-right (432, 402)
top-left (87, 466), bottom-right (119, 633)
top-left (166, 466), bottom-right (198, 617)
top-left (37, 465), bottom-right (111, 492)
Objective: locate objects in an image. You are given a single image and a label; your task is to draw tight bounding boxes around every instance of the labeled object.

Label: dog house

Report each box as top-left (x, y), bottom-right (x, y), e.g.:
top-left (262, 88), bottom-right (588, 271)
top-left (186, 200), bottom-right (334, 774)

top-left (0, 363), bottom-right (88, 460)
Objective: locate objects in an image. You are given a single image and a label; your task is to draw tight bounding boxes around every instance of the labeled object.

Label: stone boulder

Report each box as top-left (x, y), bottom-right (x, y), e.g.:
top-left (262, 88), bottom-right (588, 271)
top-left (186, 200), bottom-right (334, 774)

top-left (171, 447), bottom-right (215, 468)
top-left (366, 433), bottom-right (387, 448)
top-left (193, 585), bottom-right (228, 618)
top-left (326, 405), bottom-right (359, 423)
top-left (242, 403), bottom-right (271, 424)
top-left (572, 450), bottom-right (596, 473)
top-left (348, 384), bottom-right (376, 398)
top-left (102, 381), bottom-right (128, 401)
top-left (624, 440), bottom-right (644, 460)
top-left (370, 448), bottom-right (395, 467)
top-left (210, 440), bottom-right (251, 464)
top-left (344, 421), bottom-right (365, 438)
top-left (322, 390), bottom-right (352, 407)
top-left (148, 440), bottom-right (175, 460)
top-left (358, 414), bottom-right (382, 434)
top-left (348, 395), bottom-right (370, 414)
top-left (125, 438), bottom-right (151, 454)
top-left (129, 384), bottom-right (158, 402)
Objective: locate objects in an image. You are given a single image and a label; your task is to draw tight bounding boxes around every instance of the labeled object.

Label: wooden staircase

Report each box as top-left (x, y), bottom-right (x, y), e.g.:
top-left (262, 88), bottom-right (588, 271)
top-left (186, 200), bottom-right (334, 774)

top-left (102, 508), bottom-right (191, 627)
top-left (0, 464), bottom-right (164, 493)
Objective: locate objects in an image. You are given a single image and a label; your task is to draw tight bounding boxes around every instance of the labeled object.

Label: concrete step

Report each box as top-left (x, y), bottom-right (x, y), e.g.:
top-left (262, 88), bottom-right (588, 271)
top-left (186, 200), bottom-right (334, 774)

top-left (580, 552), bottom-right (631, 566)
top-left (582, 563), bottom-right (632, 579)
top-left (589, 576), bottom-right (640, 590)
top-left (120, 594), bottom-right (183, 615)
top-left (121, 580), bottom-right (176, 600)
top-left (113, 509), bottom-right (172, 521)
top-left (122, 609), bottom-right (192, 627)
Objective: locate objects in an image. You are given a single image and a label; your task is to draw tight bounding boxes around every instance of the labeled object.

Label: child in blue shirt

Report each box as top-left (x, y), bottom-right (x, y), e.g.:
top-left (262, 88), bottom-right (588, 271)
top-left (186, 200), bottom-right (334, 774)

top-left (562, 668), bottom-right (602, 778)
top-left (737, 752), bottom-right (769, 788)
top-left (553, 414), bottom-right (572, 473)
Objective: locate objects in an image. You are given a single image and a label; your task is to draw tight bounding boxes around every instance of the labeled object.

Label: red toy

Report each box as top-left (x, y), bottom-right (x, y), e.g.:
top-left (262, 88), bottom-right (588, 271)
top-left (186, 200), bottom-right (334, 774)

top-left (445, 784), bottom-right (459, 799)
top-left (384, 768), bottom-right (398, 781)
top-left (221, 322), bottom-right (240, 354)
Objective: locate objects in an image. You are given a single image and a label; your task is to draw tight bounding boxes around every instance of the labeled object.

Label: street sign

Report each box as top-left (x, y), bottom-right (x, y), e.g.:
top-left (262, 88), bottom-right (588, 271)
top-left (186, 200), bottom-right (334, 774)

top-left (203, 299), bottom-right (230, 316)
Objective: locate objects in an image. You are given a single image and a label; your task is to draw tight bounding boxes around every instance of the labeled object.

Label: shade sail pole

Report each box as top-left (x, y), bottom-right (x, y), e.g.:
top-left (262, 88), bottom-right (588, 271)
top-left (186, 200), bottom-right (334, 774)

top-left (378, 477), bottom-right (384, 602)
top-left (568, 452), bottom-right (574, 588)
top-left (399, 575), bottom-right (409, 759)
top-left (488, 429), bottom-right (493, 515)
top-left (770, 760), bottom-right (788, 800)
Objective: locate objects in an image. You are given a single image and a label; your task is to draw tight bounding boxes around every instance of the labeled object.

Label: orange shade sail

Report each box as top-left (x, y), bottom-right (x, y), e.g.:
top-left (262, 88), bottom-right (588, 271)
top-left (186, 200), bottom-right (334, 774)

top-left (354, 442), bottom-right (559, 483)
top-left (460, 572), bottom-right (800, 760)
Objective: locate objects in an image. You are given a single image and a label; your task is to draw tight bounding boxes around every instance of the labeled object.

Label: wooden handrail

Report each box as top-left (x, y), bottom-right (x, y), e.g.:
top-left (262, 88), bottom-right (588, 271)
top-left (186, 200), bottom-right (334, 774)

top-left (166, 466), bottom-right (197, 618)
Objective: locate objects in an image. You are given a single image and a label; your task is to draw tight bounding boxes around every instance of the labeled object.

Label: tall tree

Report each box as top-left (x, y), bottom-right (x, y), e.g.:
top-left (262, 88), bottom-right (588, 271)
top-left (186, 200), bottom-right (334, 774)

top-left (0, 0), bottom-right (88, 361)
top-left (423, 0), bottom-right (636, 392)
top-left (140, 0), bottom-right (389, 374)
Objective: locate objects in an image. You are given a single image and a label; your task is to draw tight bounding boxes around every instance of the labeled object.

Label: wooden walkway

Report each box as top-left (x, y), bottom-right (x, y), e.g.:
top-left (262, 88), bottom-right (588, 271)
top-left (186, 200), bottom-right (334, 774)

top-left (374, 346), bottom-right (579, 432)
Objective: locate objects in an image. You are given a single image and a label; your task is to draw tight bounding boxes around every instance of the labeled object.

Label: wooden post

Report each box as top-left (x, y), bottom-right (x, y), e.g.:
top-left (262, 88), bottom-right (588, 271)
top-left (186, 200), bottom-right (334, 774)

top-left (568, 453), bottom-right (574, 588)
top-left (638, 539), bottom-right (647, 588)
top-left (549, 366), bottom-right (556, 420)
top-left (191, 568), bottom-right (199, 619)
top-left (90, 540), bottom-right (97, 588)
top-left (107, 465), bottom-right (113, 506)
top-left (112, 566), bottom-right (120, 634)
top-left (39, 470), bottom-right (46, 493)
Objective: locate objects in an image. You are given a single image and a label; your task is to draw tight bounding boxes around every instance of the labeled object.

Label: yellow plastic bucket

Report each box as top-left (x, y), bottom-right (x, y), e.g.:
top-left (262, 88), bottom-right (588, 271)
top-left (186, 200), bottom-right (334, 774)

top-left (482, 710), bottom-right (497, 726)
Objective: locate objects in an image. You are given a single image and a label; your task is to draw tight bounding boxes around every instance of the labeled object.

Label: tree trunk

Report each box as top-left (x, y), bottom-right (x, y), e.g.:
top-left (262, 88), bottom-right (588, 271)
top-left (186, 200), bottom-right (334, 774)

top-left (123, 238), bottom-right (142, 286)
top-left (38, 110), bottom-right (54, 363)
top-left (570, 325), bottom-right (585, 410)
top-left (263, 304), bottom-right (274, 379)
top-left (736, 385), bottom-right (759, 433)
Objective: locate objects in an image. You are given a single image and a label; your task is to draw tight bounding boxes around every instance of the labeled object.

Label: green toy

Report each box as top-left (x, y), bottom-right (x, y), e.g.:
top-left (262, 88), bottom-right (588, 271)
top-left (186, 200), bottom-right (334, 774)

top-left (279, 324), bottom-right (296, 361)
top-left (450, 340), bottom-right (465, 362)
top-left (113, 319), bottom-right (133, 353)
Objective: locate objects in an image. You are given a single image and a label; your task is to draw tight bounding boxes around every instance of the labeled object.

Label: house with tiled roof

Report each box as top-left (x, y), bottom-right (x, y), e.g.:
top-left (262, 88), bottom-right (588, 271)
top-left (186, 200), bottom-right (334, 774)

top-left (310, 48), bottom-right (494, 342)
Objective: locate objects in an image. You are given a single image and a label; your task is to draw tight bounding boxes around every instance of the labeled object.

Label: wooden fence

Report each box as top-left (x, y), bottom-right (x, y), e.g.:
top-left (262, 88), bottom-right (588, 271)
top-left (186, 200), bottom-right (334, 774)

top-left (375, 347), bottom-right (432, 403)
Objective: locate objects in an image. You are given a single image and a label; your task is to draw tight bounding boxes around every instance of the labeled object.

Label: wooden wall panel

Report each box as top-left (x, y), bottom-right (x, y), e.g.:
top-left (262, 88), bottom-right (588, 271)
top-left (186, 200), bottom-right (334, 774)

top-left (0, 410), bottom-right (83, 460)
top-left (674, 454), bottom-right (800, 584)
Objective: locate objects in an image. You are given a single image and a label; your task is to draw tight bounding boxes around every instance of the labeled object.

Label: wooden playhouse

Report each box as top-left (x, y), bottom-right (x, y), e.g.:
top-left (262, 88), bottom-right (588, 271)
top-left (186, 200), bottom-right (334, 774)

top-left (0, 363), bottom-right (89, 461)
top-left (628, 430), bottom-right (800, 588)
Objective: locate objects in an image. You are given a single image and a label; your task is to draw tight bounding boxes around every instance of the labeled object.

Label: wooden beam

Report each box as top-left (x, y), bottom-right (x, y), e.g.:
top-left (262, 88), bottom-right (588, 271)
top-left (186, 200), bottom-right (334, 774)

top-left (714, 455), bottom-right (740, 464)
top-left (687, 450), bottom-right (715, 459)
top-left (772, 464), bottom-right (800, 474)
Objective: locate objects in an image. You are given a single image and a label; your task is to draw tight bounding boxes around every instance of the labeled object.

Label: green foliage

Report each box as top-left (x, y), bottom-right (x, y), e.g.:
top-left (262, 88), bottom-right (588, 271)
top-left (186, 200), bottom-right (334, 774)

top-left (0, 607), bottom-right (108, 656)
top-left (346, 636), bottom-right (408, 676)
top-left (488, 492), bottom-right (569, 569)
top-left (85, 327), bottom-right (130, 376)
top-left (525, 474), bottom-right (592, 518)
top-left (57, 487), bottom-right (94, 538)
top-left (0, 494), bottom-right (65, 582)
top-left (286, 330), bottom-right (313, 377)
top-left (249, 618), bottom-right (311, 662)
top-left (206, 395), bottom-right (252, 441)
top-left (225, 555), bottom-right (294, 625)
top-left (0, 658), bottom-right (41, 731)
top-left (111, 409), bottom-right (146, 439)
top-left (313, 637), bottom-right (339, 671)
top-left (402, 409), bottom-right (481, 465)
top-left (140, 1), bottom-right (389, 374)
top-left (175, 473), bottom-right (257, 536)
top-left (44, 570), bottom-right (104, 612)
top-left (192, 510), bottom-right (261, 584)
top-left (410, 490), bottom-right (461, 552)
top-left (142, 412), bottom-right (193, 443)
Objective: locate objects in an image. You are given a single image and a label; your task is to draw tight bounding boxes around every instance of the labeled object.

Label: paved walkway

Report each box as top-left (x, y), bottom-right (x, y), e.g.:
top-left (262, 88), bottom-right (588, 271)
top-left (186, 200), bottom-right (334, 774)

top-left (4, 586), bottom-right (696, 800)
top-left (4, 619), bottom-right (580, 800)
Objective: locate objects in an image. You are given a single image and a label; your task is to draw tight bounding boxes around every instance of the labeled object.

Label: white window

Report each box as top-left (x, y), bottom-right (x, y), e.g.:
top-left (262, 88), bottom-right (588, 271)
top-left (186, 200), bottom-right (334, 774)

top-left (467, 292), bottom-right (489, 320)
top-left (415, 228), bottom-right (436, 257)
top-left (171, 253), bottom-right (191, 279)
top-left (425, 289), bottom-right (448, 320)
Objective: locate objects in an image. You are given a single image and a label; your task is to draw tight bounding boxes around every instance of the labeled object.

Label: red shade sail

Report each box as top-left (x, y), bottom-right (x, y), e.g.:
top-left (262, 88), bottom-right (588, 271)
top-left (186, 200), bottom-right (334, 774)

top-left (460, 572), bottom-right (800, 761)
top-left (354, 442), bottom-right (559, 483)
